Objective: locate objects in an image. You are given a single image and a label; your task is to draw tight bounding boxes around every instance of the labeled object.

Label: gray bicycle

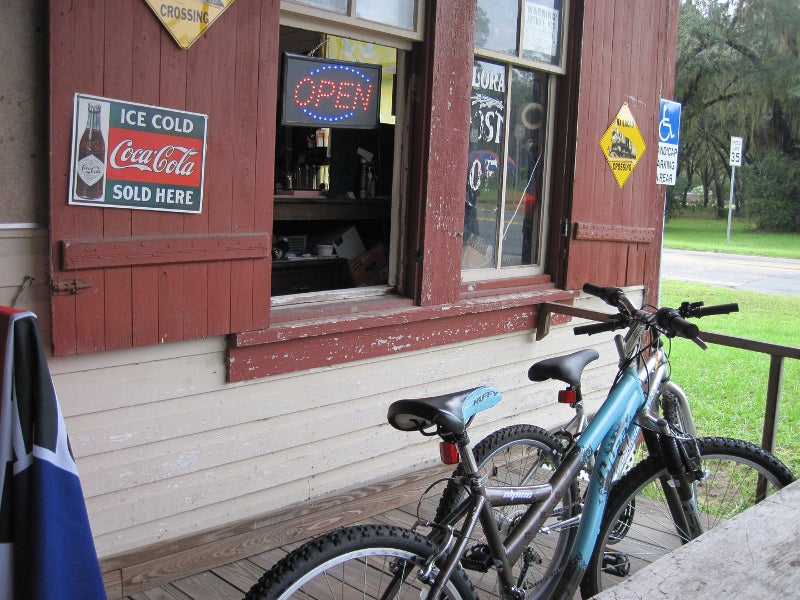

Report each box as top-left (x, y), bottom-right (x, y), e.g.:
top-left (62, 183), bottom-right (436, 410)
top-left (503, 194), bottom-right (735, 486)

top-left (244, 284), bottom-right (795, 600)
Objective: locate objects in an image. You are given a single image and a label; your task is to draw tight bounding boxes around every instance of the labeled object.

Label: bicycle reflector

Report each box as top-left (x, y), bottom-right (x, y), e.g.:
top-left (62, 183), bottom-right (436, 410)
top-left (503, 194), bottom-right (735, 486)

top-left (558, 389), bottom-right (577, 404)
top-left (439, 441), bottom-right (459, 465)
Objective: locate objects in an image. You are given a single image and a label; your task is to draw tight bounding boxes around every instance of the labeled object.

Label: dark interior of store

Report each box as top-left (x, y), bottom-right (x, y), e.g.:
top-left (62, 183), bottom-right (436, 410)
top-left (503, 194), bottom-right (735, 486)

top-left (272, 26), bottom-right (394, 296)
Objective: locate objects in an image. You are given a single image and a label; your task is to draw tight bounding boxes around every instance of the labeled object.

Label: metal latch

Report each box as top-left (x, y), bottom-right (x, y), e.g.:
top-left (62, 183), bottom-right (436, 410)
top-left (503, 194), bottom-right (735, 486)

top-left (51, 278), bottom-right (92, 294)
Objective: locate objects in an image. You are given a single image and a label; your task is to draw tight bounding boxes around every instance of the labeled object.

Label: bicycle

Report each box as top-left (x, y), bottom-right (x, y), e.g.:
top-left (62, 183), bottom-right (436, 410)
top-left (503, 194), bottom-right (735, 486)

top-left (244, 283), bottom-right (795, 600)
top-left (428, 310), bottom-right (704, 598)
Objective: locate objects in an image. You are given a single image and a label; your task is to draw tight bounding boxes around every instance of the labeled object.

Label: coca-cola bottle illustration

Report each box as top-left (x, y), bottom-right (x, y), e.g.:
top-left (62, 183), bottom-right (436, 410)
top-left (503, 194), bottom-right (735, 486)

top-left (74, 102), bottom-right (106, 200)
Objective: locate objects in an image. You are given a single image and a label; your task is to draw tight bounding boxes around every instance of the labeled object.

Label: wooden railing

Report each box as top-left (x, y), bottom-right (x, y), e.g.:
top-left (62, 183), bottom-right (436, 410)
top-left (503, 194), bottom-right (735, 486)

top-left (537, 302), bottom-right (800, 460)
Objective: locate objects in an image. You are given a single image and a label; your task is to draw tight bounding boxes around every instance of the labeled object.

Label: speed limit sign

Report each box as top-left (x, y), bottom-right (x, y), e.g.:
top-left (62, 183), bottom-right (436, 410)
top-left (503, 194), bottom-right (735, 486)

top-left (729, 136), bottom-right (743, 167)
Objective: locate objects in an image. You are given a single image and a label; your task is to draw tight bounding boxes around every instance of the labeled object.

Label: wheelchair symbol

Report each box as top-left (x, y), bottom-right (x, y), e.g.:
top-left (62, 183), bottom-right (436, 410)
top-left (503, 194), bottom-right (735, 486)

top-left (659, 104), bottom-right (675, 143)
top-left (658, 102), bottom-right (680, 144)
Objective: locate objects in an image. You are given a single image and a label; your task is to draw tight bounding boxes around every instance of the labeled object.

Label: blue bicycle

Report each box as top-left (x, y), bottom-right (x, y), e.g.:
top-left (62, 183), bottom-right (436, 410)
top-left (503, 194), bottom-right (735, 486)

top-left (245, 283), bottom-right (794, 600)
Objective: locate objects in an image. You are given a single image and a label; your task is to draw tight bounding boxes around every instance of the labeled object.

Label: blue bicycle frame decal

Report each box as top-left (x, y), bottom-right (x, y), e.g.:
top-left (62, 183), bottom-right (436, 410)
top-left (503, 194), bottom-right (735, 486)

top-left (569, 366), bottom-right (645, 565)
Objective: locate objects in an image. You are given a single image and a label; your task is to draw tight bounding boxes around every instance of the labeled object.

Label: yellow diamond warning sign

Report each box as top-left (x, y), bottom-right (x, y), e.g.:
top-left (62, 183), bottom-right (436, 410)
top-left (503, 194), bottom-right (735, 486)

top-left (600, 103), bottom-right (646, 188)
top-left (145, 0), bottom-right (236, 50)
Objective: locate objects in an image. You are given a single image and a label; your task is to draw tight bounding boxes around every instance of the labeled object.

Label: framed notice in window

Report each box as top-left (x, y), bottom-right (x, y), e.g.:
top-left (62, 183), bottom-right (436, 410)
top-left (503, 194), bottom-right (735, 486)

top-left (521, 0), bottom-right (562, 66)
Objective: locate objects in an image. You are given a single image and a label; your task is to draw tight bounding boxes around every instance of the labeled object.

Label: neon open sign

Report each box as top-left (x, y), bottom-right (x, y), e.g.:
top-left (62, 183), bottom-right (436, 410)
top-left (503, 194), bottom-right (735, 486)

top-left (281, 53), bottom-right (381, 129)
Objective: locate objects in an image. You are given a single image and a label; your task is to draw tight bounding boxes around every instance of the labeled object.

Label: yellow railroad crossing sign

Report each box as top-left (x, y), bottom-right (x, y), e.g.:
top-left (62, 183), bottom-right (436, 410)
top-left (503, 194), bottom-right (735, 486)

top-left (145, 0), bottom-right (236, 50)
top-left (600, 102), bottom-right (646, 188)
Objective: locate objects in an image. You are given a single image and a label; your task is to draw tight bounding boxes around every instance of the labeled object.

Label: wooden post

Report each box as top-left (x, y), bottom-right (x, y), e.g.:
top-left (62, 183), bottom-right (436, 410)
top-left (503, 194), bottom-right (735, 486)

top-left (757, 354), bottom-right (785, 501)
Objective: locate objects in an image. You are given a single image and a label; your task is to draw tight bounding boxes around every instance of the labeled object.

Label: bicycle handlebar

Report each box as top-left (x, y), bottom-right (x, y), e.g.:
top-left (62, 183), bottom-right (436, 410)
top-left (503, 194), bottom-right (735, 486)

top-left (656, 308), bottom-right (700, 340)
top-left (582, 283), bottom-right (625, 307)
top-left (577, 282), bottom-right (738, 344)
top-left (573, 316), bottom-right (628, 336)
top-left (681, 302), bottom-right (739, 318)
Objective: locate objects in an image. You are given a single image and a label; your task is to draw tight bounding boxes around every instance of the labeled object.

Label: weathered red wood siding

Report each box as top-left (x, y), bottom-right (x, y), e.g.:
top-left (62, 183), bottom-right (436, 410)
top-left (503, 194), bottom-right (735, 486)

top-left (566, 0), bottom-right (679, 305)
top-left (48, 0), bottom-right (278, 355)
top-left (403, 0), bottom-right (476, 306)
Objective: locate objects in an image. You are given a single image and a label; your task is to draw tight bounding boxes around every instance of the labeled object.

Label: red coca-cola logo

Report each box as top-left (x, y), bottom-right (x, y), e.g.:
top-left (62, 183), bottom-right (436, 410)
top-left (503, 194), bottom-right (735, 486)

top-left (106, 129), bottom-right (203, 186)
top-left (110, 140), bottom-right (198, 175)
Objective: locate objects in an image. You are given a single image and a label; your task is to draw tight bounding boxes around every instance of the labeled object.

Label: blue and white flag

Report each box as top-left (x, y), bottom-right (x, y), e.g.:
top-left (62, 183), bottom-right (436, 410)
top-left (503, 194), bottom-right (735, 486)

top-left (0, 307), bottom-right (105, 600)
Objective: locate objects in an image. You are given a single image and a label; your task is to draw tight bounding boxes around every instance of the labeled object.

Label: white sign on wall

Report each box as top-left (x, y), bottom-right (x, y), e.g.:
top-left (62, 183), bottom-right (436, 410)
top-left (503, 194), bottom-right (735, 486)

top-left (656, 99), bottom-right (681, 185)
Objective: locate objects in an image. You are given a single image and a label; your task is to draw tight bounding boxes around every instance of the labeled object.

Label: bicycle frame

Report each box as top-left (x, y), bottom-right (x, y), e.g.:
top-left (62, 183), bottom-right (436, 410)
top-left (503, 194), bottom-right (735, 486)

top-left (427, 360), bottom-right (658, 600)
top-left (428, 330), bottom-right (684, 600)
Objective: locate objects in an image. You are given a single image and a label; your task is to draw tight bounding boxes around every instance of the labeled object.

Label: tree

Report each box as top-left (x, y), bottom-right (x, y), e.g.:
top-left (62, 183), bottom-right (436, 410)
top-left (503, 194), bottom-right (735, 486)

top-left (675, 0), bottom-right (800, 231)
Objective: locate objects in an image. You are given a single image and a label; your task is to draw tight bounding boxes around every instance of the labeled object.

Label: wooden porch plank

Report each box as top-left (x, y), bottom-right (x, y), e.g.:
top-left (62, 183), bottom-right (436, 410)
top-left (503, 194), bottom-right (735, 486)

top-left (170, 572), bottom-right (244, 600)
top-left (210, 559), bottom-right (267, 594)
top-left (126, 584), bottom-right (191, 599)
top-left (110, 464), bottom-right (452, 596)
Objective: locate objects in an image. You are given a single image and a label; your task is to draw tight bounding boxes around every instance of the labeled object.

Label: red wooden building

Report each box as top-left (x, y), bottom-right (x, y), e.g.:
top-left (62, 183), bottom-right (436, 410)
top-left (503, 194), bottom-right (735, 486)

top-left (1, 0), bottom-right (677, 595)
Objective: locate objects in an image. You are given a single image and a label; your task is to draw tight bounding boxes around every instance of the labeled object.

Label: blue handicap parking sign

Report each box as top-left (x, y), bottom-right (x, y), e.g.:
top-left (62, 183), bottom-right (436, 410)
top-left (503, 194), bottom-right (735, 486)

top-left (659, 99), bottom-right (681, 145)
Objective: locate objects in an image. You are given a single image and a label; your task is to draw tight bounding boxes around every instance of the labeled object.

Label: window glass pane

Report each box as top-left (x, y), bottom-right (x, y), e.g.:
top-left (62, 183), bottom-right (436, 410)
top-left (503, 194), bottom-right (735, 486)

top-left (287, 0), bottom-right (347, 14)
top-left (356, 0), bottom-right (416, 30)
top-left (504, 67), bottom-right (547, 266)
top-left (521, 0), bottom-right (563, 65)
top-left (463, 60), bottom-right (506, 270)
top-left (475, 0), bottom-right (519, 55)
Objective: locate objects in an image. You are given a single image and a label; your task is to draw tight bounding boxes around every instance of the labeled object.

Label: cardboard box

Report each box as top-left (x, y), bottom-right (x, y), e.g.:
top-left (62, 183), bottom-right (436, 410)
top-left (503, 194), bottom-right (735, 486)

top-left (315, 226), bottom-right (366, 260)
top-left (348, 243), bottom-right (388, 286)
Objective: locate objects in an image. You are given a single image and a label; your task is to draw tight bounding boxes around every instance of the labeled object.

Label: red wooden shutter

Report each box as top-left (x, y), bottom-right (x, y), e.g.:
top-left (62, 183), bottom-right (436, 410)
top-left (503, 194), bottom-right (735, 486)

top-left (48, 0), bottom-right (279, 355)
top-left (565, 0), bottom-right (678, 302)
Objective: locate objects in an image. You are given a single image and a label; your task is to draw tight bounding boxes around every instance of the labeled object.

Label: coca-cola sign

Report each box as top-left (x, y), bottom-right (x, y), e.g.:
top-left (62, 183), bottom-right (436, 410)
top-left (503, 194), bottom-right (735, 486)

top-left (69, 94), bottom-right (208, 213)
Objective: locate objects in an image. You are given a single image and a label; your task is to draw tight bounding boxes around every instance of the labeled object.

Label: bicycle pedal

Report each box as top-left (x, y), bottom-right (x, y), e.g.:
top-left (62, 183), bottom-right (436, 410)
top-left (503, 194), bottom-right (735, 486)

top-left (461, 544), bottom-right (493, 572)
top-left (601, 551), bottom-right (631, 577)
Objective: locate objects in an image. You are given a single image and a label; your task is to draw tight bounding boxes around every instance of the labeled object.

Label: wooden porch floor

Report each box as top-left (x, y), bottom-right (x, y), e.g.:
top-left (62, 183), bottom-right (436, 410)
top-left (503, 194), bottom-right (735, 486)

top-left (108, 462), bottom-right (684, 600)
top-left (122, 500), bottom-right (433, 600)
top-left (108, 464), bottom-right (455, 600)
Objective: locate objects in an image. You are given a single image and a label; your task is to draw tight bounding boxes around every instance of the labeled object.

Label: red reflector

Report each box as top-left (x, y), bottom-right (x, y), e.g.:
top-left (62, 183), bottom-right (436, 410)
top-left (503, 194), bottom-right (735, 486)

top-left (558, 389), bottom-right (577, 404)
top-left (439, 442), bottom-right (459, 465)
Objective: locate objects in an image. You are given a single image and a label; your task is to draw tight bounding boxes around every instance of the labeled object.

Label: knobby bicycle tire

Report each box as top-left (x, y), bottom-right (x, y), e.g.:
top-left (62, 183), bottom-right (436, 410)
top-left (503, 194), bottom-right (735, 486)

top-left (434, 424), bottom-right (578, 600)
top-left (244, 523), bottom-right (478, 600)
top-left (580, 436), bottom-right (796, 598)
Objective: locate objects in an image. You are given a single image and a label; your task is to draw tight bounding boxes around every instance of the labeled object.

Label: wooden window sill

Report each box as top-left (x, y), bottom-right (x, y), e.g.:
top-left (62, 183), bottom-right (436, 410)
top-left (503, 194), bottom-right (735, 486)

top-left (227, 281), bottom-right (576, 381)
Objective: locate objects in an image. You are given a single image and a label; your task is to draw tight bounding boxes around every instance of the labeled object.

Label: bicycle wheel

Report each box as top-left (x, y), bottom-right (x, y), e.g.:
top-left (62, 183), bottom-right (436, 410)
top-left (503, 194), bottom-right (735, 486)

top-left (580, 436), bottom-right (796, 598)
top-left (434, 424), bottom-right (578, 600)
top-left (245, 524), bottom-right (478, 600)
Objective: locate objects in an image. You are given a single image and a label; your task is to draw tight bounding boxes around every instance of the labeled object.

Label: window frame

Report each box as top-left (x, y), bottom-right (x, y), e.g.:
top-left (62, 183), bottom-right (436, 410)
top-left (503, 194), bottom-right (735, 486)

top-left (475, 0), bottom-right (569, 75)
top-left (462, 0), bottom-right (569, 282)
top-left (270, 16), bottom-right (411, 308)
top-left (231, 0), bottom-right (583, 383)
top-left (281, 0), bottom-right (425, 48)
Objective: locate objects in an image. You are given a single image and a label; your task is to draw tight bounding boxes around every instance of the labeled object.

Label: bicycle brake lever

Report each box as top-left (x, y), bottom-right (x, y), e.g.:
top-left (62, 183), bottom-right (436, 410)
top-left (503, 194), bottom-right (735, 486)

top-left (691, 336), bottom-right (708, 350)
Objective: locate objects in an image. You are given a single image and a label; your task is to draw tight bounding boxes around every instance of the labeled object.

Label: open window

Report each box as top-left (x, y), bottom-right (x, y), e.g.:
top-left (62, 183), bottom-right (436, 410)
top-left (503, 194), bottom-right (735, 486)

top-left (271, 27), bottom-right (401, 299)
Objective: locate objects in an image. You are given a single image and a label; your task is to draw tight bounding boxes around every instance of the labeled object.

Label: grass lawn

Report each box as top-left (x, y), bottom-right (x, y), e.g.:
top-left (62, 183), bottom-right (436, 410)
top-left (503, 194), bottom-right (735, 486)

top-left (664, 208), bottom-right (800, 259)
top-left (660, 279), bottom-right (800, 476)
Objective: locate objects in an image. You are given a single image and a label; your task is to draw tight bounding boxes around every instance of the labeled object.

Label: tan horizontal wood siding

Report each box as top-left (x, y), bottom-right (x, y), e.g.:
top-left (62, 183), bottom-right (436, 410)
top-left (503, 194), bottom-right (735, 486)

top-left (50, 311), bottom-right (620, 559)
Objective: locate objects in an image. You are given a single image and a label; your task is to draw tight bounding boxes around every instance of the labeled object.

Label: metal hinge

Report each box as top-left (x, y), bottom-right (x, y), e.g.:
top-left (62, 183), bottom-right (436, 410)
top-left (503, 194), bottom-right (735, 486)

top-left (560, 218), bottom-right (571, 237)
top-left (51, 278), bottom-right (92, 295)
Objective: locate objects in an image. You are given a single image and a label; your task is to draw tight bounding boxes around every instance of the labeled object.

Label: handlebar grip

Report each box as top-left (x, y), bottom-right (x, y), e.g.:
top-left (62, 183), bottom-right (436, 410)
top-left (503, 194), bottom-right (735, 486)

top-left (582, 283), bottom-right (625, 307)
top-left (657, 309), bottom-right (700, 339)
top-left (697, 303), bottom-right (739, 317)
top-left (573, 319), bottom-right (624, 336)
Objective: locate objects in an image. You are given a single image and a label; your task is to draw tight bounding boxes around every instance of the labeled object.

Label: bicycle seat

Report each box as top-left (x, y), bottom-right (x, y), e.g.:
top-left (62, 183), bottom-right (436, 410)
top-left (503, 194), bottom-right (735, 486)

top-left (387, 386), bottom-right (502, 437)
top-left (528, 349), bottom-right (600, 387)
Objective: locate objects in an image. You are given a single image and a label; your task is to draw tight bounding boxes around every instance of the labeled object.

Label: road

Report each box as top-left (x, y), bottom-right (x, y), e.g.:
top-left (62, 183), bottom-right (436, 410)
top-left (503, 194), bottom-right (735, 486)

top-left (661, 248), bottom-right (800, 296)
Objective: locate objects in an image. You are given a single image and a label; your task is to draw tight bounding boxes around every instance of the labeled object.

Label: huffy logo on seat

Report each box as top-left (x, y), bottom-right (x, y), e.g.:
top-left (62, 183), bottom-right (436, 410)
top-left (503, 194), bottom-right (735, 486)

top-left (473, 390), bottom-right (495, 406)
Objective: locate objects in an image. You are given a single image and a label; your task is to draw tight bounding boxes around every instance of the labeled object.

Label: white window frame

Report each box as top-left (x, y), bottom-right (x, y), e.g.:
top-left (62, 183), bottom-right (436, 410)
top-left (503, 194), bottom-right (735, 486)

top-left (272, 6), bottom-right (414, 307)
top-left (281, 1), bottom-right (425, 49)
top-left (476, 0), bottom-right (569, 75)
top-left (462, 0), bottom-right (569, 282)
